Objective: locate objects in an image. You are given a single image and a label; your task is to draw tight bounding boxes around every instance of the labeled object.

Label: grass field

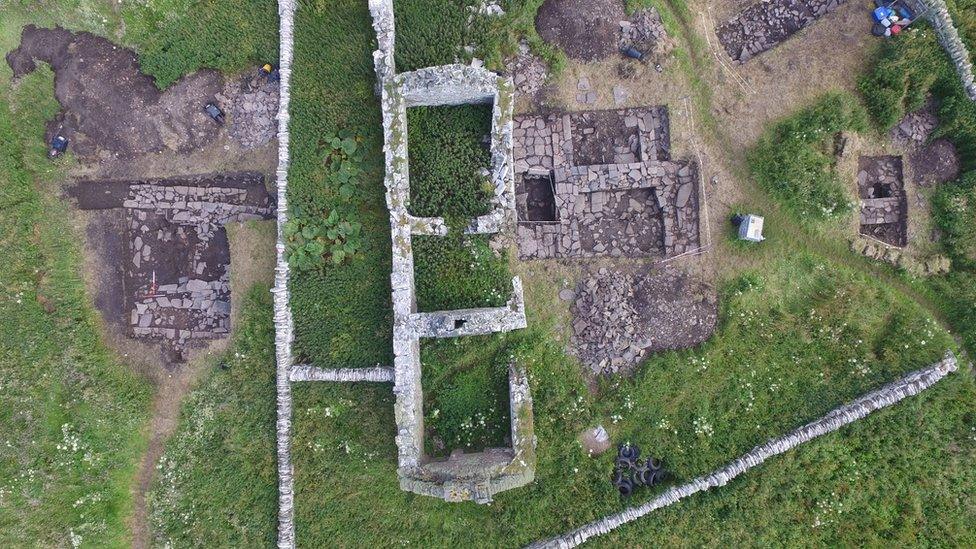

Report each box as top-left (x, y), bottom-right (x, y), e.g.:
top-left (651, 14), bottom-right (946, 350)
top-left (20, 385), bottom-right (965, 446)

top-left (153, 244), bottom-right (976, 546)
top-left (5, 0), bottom-right (976, 545)
top-left (0, 2), bottom-right (276, 545)
top-left (153, 1), bottom-right (976, 546)
top-left (0, 61), bottom-right (151, 548)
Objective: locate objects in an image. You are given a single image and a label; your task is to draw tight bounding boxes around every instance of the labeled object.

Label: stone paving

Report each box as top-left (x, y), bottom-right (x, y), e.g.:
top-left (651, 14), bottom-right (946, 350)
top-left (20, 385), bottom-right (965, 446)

top-left (514, 107), bottom-right (700, 260)
top-left (716, 0), bottom-right (849, 63)
top-left (72, 172), bottom-right (275, 361)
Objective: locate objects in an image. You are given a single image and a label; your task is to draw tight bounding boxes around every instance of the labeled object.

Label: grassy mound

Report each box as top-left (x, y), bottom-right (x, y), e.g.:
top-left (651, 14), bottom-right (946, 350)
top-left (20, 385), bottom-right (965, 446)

top-left (748, 92), bottom-right (867, 221)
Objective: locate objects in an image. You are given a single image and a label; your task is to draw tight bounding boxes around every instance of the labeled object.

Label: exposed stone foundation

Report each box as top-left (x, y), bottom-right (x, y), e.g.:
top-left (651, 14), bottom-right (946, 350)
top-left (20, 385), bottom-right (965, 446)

top-left (513, 108), bottom-right (701, 260)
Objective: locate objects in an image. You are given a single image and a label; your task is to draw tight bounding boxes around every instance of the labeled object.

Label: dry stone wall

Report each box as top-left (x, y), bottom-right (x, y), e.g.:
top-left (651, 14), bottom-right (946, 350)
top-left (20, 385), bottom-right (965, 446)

top-left (529, 352), bottom-right (959, 548)
top-left (289, 365), bottom-right (395, 383)
top-left (917, 0), bottom-right (976, 101)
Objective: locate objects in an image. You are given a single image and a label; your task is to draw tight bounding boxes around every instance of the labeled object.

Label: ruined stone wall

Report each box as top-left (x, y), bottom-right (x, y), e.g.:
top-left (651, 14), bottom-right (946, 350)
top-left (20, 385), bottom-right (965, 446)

top-left (368, 0), bottom-right (533, 504)
top-left (273, 0), bottom-right (297, 547)
top-left (289, 365), bottom-right (396, 382)
top-left (918, 0), bottom-right (976, 101)
top-left (528, 352), bottom-right (958, 548)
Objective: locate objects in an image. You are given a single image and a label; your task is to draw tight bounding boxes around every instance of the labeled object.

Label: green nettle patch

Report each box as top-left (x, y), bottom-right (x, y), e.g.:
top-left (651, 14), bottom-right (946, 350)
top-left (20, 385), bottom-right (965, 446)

top-left (422, 334), bottom-right (514, 455)
top-left (413, 233), bottom-right (512, 311)
top-left (407, 104), bottom-right (494, 221)
top-left (392, 0), bottom-right (564, 73)
top-left (285, 130), bottom-right (368, 270)
top-left (748, 92), bottom-right (867, 220)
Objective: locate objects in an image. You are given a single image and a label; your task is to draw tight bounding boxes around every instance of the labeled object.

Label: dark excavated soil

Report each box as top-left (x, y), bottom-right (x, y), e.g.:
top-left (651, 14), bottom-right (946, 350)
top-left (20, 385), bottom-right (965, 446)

top-left (6, 25), bottom-right (223, 160)
top-left (910, 138), bottom-right (960, 188)
top-left (536, 0), bottom-right (626, 62)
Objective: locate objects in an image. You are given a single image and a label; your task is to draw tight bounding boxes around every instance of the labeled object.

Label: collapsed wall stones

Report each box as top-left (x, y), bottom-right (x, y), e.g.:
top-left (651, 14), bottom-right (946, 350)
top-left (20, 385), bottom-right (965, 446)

top-left (368, 0), bottom-right (535, 504)
top-left (716, 0), bottom-right (850, 63)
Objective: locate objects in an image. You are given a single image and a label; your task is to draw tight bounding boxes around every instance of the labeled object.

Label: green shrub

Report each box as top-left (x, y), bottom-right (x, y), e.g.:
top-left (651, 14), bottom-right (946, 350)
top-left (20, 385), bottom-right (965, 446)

top-left (414, 233), bottom-right (511, 311)
top-left (859, 25), bottom-right (976, 170)
top-left (393, 0), bottom-right (561, 73)
top-left (407, 104), bottom-right (493, 221)
top-left (748, 92), bottom-right (867, 220)
top-left (284, 131), bottom-right (369, 270)
top-left (122, 0), bottom-right (279, 88)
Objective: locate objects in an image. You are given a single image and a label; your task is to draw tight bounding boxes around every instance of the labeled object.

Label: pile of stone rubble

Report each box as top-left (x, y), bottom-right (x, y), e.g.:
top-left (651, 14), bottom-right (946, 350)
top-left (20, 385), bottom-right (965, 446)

top-left (218, 76), bottom-right (280, 150)
top-left (73, 173), bottom-right (275, 361)
top-left (571, 268), bottom-right (644, 374)
top-left (619, 8), bottom-right (675, 62)
top-left (890, 106), bottom-right (938, 148)
top-left (858, 155), bottom-right (907, 247)
top-left (570, 266), bottom-right (717, 375)
top-left (131, 273), bottom-right (231, 348)
top-left (122, 178), bottom-right (274, 358)
top-left (716, 0), bottom-right (849, 63)
top-left (507, 42), bottom-right (548, 100)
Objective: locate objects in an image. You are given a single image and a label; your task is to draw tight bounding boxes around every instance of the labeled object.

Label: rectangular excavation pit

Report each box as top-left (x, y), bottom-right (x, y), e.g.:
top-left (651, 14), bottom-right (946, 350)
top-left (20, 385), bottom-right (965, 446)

top-left (69, 172), bottom-right (274, 362)
top-left (857, 155), bottom-right (907, 248)
top-left (512, 106), bottom-right (698, 261)
top-left (579, 188), bottom-right (665, 257)
top-left (516, 170), bottom-right (559, 222)
top-left (570, 110), bottom-right (641, 166)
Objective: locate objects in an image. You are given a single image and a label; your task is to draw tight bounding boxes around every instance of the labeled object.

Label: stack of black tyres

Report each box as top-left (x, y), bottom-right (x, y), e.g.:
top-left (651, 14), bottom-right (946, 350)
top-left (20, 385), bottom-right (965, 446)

top-left (612, 443), bottom-right (666, 497)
